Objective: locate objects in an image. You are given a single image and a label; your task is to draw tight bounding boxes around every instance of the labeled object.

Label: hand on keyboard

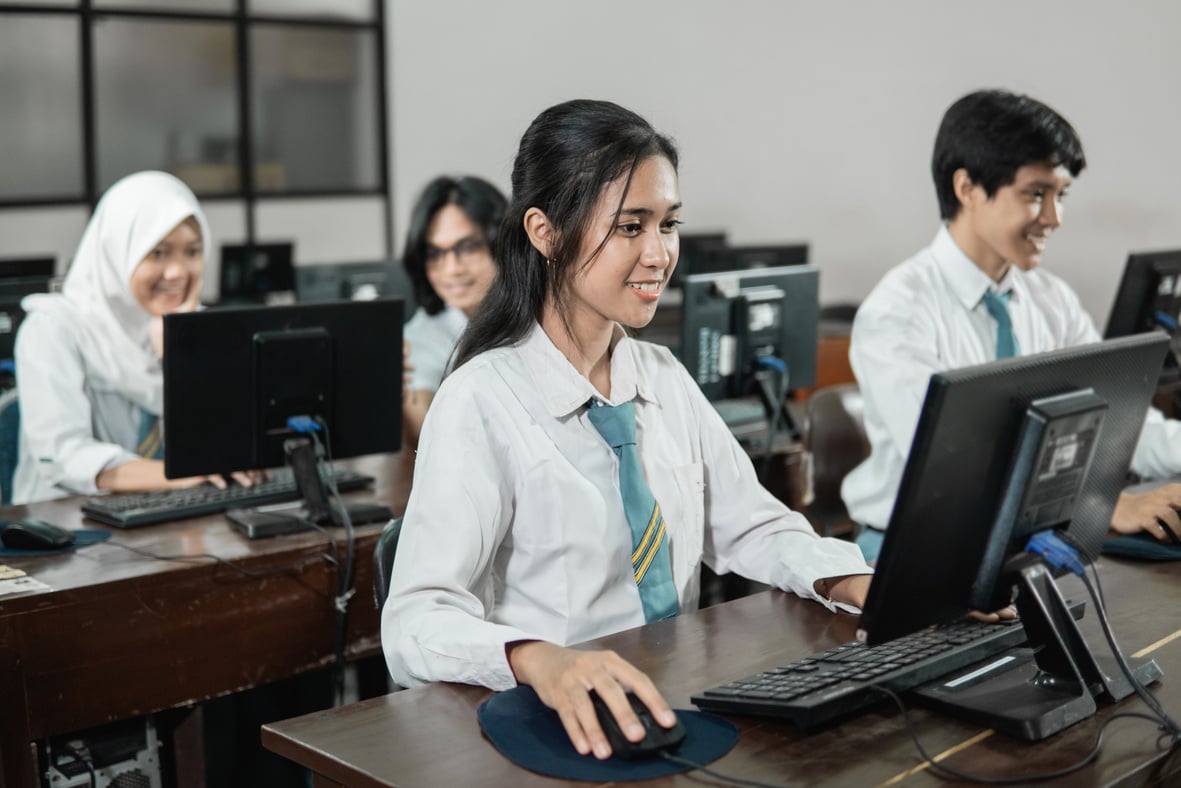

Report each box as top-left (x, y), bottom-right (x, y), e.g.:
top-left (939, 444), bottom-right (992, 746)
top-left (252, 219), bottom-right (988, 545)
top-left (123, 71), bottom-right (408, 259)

top-left (969, 604), bottom-right (1018, 624)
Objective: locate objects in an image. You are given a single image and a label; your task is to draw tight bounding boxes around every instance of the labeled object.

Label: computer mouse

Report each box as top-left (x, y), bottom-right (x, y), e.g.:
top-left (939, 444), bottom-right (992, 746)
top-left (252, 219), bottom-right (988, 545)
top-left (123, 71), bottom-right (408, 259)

top-left (589, 690), bottom-right (686, 760)
top-left (0, 519), bottom-right (75, 550)
top-left (1159, 519), bottom-right (1181, 546)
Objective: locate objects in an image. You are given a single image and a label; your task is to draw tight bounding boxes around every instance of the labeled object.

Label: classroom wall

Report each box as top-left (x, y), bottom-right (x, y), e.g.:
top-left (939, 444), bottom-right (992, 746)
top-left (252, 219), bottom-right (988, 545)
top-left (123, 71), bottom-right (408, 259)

top-left (388, 0), bottom-right (1181, 327)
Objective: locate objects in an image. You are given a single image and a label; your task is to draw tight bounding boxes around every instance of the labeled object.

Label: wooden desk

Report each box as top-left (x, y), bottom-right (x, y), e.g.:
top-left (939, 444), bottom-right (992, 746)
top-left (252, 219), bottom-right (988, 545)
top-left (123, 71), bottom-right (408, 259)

top-left (263, 558), bottom-right (1180, 787)
top-left (0, 451), bottom-right (413, 788)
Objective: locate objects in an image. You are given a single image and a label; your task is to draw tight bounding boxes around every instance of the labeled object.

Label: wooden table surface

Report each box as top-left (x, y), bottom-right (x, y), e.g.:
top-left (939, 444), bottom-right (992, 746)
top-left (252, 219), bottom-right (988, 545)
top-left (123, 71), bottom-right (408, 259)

top-left (0, 451), bottom-right (414, 788)
top-left (264, 557), bottom-right (1181, 787)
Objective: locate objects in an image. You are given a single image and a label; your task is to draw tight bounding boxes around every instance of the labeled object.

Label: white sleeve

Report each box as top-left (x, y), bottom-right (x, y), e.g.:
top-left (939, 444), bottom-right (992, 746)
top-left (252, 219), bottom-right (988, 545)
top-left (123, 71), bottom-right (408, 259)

top-left (681, 364), bottom-right (872, 613)
top-left (15, 313), bottom-right (137, 495)
top-left (848, 281), bottom-right (943, 470)
top-left (381, 377), bottom-right (537, 690)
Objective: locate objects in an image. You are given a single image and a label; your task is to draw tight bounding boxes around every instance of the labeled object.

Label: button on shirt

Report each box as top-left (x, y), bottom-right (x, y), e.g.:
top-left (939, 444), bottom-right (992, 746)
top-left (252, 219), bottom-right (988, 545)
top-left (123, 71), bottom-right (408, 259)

top-left (843, 225), bottom-right (1181, 530)
top-left (383, 322), bottom-right (870, 691)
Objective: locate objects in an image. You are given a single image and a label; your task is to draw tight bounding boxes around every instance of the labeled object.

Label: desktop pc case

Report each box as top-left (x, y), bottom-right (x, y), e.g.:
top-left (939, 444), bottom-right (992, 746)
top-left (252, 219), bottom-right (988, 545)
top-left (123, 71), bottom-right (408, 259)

top-left (42, 717), bottom-right (164, 788)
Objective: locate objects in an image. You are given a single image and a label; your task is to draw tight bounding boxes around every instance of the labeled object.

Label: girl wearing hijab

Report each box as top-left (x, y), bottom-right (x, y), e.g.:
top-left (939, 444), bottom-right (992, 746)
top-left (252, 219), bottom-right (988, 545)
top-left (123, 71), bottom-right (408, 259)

top-left (13, 170), bottom-right (249, 503)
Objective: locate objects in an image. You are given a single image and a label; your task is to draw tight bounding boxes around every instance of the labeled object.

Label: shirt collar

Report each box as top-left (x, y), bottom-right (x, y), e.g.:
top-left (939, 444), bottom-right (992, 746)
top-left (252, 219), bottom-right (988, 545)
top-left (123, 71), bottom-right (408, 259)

top-left (932, 224), bottom-right (1019, 310)
top-left (519, 322), bottom-right (660, 418)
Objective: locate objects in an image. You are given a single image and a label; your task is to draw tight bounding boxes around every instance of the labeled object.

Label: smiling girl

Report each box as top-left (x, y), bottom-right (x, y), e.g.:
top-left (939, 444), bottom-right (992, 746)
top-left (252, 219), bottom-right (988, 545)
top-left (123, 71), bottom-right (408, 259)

top-left (13, 170), bottom-right (250, 503)
top-left (382, 100), bottom-right (872, 759)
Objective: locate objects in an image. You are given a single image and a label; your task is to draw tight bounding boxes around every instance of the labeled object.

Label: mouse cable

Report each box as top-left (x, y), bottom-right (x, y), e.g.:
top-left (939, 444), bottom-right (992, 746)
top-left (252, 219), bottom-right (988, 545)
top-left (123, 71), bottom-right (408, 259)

top-left (100, 537), bottom-right (339, 579)
top-left (864, 683), bottom-right (1176, 784)
top-left (658, 751), bottom-right (797, 788)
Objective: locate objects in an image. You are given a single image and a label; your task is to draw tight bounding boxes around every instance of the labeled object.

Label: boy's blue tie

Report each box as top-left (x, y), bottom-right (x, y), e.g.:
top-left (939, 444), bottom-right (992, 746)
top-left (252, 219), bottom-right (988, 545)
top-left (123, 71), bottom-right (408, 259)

top-left (137, 409), bottom-right (164, 459)
top-left (982, 290), bottom-right (1019, 359)
top-left (586, 399), bottom-right (679, 623)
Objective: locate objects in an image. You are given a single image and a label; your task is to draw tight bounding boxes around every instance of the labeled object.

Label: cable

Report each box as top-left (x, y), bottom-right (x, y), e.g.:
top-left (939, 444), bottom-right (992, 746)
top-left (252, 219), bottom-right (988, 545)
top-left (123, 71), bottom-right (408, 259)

top-left (660, 751), bottom-right (795, 788)
top-left (864, 684), bottom-right (1163, 784)
top-left (1057, 531), bottom-right (1181, 738)
top-left (310, 416), bottom-right (357, 707)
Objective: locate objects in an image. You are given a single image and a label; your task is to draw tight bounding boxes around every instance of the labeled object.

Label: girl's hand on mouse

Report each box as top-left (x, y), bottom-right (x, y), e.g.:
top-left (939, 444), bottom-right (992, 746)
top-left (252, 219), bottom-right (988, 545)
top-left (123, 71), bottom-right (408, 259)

top-left (505, 640), bottom-right (675, 759)
top-left (1111, 486), bottom-right (1181, 542)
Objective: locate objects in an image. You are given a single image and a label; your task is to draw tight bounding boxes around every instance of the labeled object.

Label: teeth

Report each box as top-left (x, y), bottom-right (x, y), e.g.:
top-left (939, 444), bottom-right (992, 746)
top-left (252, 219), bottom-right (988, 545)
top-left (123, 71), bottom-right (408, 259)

top-left (628, 282), bottom-right (660, 293)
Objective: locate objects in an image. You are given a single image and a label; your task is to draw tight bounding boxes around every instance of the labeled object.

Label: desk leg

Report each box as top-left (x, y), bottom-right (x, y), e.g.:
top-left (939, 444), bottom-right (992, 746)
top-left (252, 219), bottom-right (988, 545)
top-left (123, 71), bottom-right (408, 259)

top-left (0, 621), bottom-right (38, 788)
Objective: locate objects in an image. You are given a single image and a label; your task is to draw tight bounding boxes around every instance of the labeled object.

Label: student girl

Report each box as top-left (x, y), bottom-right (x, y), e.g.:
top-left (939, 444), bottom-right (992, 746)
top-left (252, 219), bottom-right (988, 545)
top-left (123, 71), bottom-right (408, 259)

top-left (400, 175), bottom-right (506, 444)
top-left (13, 170), bottom-right (252, 503)
top-left (382, 100), bottom-right (874, 759)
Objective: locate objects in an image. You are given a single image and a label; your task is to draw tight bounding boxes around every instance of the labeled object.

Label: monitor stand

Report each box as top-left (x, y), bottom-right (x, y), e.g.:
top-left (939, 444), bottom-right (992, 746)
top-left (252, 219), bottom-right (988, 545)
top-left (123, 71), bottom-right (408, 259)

top-left (908, 558), bottom-right (1162, 741)
top-left (225, 436), bottom-right (393, 539)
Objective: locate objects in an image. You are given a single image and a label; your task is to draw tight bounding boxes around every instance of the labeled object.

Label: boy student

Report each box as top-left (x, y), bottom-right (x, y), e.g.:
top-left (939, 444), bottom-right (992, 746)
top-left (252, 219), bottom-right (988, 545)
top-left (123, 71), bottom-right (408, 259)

top-left (843, 88), bottom-right (1181, 560)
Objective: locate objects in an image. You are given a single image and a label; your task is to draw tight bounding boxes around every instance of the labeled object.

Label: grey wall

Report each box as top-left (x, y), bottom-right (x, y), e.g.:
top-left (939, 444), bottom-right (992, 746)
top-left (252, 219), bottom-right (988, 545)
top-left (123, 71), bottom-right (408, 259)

top-left (388, 0), bottom-right (1181, 327)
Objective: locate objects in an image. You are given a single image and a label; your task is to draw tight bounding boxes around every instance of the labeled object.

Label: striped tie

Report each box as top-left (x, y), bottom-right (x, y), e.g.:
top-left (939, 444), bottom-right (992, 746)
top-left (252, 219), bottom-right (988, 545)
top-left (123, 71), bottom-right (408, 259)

top-left (586, 399), bottom-right (679, 623)
top-left (982, 290), bottom-right (1019, 359)
top-left (136, 410), bottom-right (164, 459)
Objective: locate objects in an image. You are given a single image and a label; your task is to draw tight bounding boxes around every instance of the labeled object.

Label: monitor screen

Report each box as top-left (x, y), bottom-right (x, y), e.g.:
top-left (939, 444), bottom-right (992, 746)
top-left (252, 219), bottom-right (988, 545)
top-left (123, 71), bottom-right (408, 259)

top-left (0, 256), bottom-right (56, 360)
top-left (860, 333), bottom-right (1166, 645)
top-left (1104, 249), bottom-right (1181, 379)
top-left (679, 265), bottom-right (819, 402)
top-left (162, 299), bottom-right (403, 479)
top-left (218, 242), bottom-right (296, 305)
top-left (673, 232), bottom-right (729, 285)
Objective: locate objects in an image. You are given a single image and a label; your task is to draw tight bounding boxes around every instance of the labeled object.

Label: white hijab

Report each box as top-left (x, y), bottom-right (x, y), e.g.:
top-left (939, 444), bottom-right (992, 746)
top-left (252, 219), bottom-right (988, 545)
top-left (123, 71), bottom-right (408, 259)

top-left (23, 171), bottom-right (209, 415)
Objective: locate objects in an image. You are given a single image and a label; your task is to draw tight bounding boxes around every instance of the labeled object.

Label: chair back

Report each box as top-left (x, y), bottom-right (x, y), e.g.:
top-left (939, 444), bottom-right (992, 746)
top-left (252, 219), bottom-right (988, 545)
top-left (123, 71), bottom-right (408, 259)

top-left (802, 383), bottom-right (869, 537)
top-left (372, 516), bottom-right (403, 609)
top-left (0, 388), bottom-right (19, 506)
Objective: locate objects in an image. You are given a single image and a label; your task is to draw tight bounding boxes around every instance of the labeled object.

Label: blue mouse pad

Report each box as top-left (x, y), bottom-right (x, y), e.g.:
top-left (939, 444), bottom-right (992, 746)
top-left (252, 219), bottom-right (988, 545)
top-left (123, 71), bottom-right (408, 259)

top-left (1101, 533), bottom-right (1181, 561)
top-left (477, 685), bottom-right (738, 782)
top-left (0, 529), bottom-right (110, 558)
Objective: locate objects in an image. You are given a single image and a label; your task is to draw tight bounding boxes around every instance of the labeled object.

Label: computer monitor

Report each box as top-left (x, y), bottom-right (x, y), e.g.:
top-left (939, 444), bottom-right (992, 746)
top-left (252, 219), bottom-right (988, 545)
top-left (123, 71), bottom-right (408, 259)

top-left (218, 242), bottom-right (296, 305)
top-left (859, 332), bottom-right (1168, 739)
top-left (681, 263), bottom-right (818, 397)
top-left (672, 232), bottom-right (729, 285)
top-left (163, 299), bottom-right (403, 531)
top-left (0, 256), bottom-right (56, 360)
top-left (691, 243), bottom-right (809, 276)
top-left (295, 260), bottom-right (416, 316)
top-left (1103, 249), bottom-right (1181, 381)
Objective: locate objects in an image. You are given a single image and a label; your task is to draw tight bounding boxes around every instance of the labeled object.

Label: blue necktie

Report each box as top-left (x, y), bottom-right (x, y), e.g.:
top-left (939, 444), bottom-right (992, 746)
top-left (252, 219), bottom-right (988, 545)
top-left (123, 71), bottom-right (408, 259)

top-left (136, 409), bottom-right (164, 459)
top-left (586, 399), bottom-right (679, 623)
top-left (981, 290), bottom-right (1019, 359)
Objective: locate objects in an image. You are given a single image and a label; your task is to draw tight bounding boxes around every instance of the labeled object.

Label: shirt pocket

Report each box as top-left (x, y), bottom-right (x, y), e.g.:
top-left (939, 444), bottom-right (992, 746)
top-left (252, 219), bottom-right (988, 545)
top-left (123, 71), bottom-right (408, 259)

top-left (669, 461), bottom-right (705, 581)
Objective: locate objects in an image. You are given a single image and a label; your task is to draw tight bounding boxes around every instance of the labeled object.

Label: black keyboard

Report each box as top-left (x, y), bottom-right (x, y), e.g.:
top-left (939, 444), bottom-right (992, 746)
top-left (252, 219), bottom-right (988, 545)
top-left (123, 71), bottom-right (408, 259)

top-left (692, 614), bottom-right (1061, 729)
top-left (80, 466), bottom-right (376, 527)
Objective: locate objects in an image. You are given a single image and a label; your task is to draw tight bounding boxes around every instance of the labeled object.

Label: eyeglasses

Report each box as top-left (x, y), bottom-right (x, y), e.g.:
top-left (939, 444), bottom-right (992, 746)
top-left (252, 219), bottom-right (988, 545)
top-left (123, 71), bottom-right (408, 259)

top-left (424, 237), bottom-right (489, 267)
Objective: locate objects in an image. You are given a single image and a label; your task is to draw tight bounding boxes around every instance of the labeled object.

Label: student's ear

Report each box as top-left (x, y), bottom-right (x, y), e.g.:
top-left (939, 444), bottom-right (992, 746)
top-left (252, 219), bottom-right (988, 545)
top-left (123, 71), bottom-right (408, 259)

top-left (523, 207), bottom-right (556, 260)
top-left (952, 168), bottom-right (980, 212)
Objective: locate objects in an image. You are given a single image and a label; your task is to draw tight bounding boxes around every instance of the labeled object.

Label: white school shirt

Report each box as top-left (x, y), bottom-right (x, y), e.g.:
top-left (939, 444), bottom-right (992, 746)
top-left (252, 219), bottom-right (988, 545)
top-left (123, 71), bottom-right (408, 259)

top-left (843, 225), bottom-right (1181, 531)
top-left (402, 305), bottom-right (468, 392)
top-left (383, 322), bottom-right (871, 690)
top-left (13, 311), bottom-right (150, 503)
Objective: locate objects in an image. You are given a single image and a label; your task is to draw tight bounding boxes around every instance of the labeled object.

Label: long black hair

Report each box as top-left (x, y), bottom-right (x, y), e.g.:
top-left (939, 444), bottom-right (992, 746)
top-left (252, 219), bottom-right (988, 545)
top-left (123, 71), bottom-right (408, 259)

top-left (932, 89), bottom-right (1086, 221)
top-left (401, 175), bottom-right (507, 315)
top-left (453, 99), bottom-right (678, 369)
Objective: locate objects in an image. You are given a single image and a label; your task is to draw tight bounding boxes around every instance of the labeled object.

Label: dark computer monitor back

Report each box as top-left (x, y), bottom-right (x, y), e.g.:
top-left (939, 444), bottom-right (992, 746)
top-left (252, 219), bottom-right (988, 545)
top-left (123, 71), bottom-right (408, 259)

top-left (692, 243), bottom-right (809, 276)
top-left (163, 299), bottom-right (403, 478)
top-left (859, 333), bottom-right (1167, 645)
top-left (680, 265), bottom-right (819, 401)
top-left (0, 256), bottom-right (56, 359)
top-left (295, 260), bottom-right (416, 316)
top-left (219, 242), bottom-right (296, 304)
top-left (1104, 249), bottom-right (1181, 339)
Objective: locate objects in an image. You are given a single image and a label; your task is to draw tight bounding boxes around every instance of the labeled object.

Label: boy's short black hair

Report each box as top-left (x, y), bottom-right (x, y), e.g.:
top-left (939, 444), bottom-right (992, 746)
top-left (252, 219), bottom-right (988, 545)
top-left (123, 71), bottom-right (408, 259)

top-left (932, 89), bottom-right (1086, 220)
